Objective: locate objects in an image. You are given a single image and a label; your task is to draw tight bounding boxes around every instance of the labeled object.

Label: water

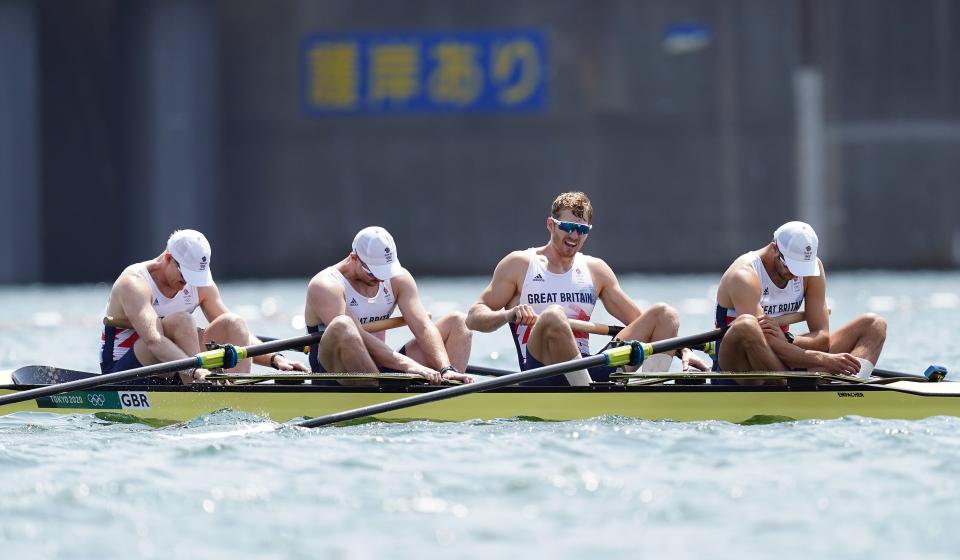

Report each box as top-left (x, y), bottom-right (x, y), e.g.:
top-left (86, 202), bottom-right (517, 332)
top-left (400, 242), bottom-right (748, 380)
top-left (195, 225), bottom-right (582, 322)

top-left (2, 272), bottom-right (960, 559)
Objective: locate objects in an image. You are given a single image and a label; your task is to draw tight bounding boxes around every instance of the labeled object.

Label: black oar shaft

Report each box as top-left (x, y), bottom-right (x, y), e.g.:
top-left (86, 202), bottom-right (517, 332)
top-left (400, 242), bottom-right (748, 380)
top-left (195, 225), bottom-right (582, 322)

top-left (298, 353), bottom-right (612, 428)
top-left (298, 330), bottom-right (723, 428)
top-left (0, 332), bottom-right (324, 407)
top-left (464, 364), bottom-right (513, 376)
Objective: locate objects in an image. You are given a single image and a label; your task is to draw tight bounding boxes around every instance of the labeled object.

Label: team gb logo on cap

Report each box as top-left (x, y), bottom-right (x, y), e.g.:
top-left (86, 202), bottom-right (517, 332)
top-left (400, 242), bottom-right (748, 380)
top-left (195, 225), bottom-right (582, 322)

top-left (200, 255), bottom-right (208, 270)
top-left (384, 247), bottom-right (393, 263)
top-left (803, 246), bottom-right (812, 260)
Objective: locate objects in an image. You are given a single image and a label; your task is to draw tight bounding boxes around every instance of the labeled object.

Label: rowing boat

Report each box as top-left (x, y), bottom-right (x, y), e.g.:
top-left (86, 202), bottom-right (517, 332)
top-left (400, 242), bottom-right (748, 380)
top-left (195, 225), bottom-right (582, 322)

top-left (1, 366), bottom-right (956, 427)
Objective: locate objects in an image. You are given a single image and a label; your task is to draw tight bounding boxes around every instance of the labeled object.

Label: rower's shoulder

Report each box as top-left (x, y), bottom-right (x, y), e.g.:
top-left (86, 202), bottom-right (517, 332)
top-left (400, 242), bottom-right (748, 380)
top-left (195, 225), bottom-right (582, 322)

top-left (496, 249), bottom-right (533, 271)
top-left (388, 268), bottom-right (416, 290)
top-left (306, 267), bottom-right (343, 294)
top-left (719, 253), bottom-right (761, 289)
top-left (582, 254), bottom-right (614, 276)
top-left (112, 262), bottom-right (149, 292)
top-left (723, 252), bottom-right (757, 275)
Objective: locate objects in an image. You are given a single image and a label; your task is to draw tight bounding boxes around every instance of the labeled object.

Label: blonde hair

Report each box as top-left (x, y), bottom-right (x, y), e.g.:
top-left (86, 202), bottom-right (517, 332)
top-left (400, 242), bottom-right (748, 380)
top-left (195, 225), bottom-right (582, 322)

top-left (551, 192), bottom-right (593, 223)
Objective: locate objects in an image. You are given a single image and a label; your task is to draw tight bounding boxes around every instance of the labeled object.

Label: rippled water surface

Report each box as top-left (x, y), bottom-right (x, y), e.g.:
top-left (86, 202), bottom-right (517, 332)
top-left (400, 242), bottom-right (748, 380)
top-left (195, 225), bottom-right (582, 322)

top-left (2, 272), bottom-right (960, 559)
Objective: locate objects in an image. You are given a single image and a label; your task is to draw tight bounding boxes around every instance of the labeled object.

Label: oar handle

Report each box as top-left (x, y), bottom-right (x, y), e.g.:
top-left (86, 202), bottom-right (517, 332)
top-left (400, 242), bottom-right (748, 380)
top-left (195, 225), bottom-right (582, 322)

top-left (0, 332), bottom-right (325, 408)
top-left (106, 314), bottom-right (420, 333)
top-left (567, 310), bottom-right (810, 341)
top-left (260, 315), bottom-right (420, 353)
top-left (568, 319), bottom-right (622, 337)
top-left (364, 315), bottom-right (418, 334)
top-left (772, 310), bottom-right (811, 327)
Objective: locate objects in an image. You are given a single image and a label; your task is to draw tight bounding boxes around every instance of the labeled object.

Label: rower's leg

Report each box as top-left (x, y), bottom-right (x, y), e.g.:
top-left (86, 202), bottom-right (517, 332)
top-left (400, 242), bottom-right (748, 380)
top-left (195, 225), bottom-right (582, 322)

top-left (718, 315), bottom-right (786, 385)
top-left (525, 305), bottom-right (581, 364)
top-left (203, 312), bottom-right (253, 372)
top-left (828, 313), bottom-right (887, 364)
top-left (617, 303), bottom-right (680, 342)
top-left (616, 303), bottom-right (680, 372)
top-left (402, 312), bottom-right (473, 373)
top-left (318, 316), bottom-right (378, 376)
top-left (526, 305), bottom-right (590, 385)
top-left (132, 312), bottom-right (202, 381)
top-left (436, 312), bottom-right (472, 373)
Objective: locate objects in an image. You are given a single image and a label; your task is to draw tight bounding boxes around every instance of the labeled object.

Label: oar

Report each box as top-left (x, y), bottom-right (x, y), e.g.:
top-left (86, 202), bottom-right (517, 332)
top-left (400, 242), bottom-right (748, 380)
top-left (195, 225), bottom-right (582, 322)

top-left (566, 309), bottom-right (813, 339)
top-left (258, 315), bottom-right (417, 350)
top-left (467, 311), bottom-right (813, 378)
top-left (297, 329), bottom-right (725, 428)
top-left (871, 365), bottom-right (947, 382)
top-left (568, 319), bottom-right (623, 337)
top-left (0, 333), bottom-right (325, 408)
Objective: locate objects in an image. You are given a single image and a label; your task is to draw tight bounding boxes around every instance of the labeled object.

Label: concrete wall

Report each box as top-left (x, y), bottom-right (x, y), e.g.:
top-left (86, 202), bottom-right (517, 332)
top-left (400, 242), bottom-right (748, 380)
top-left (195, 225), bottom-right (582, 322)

top-left (1, 0), bottom-right (957, 283)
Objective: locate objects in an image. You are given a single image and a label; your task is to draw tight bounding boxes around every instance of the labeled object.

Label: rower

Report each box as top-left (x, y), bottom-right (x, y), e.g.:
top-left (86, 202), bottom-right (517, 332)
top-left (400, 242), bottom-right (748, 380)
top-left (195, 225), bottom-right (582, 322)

top-left (466, 191), bottom-right (709, 386)
top-left (713, 221), bottom-right (887, 383)
top-left (303, 226), bottom-right (474, 385)
top-left (101, 229), bottom-right (308, 384)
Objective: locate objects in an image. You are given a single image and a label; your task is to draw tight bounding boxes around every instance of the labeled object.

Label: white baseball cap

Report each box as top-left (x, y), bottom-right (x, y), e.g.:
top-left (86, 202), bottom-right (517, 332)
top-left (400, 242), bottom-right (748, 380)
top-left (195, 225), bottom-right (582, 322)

top-left (167, 229), bottom-right (213, 286)
top-left (352, 226), bottom-right (402, 280)
top-left (774, 221), bottom-right (820, 277)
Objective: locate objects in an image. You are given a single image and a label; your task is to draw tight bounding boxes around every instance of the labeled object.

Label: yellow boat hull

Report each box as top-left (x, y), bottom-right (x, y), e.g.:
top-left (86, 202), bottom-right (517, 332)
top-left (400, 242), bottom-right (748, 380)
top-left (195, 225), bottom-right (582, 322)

top-left (2, 382), bottom-right (958, 426)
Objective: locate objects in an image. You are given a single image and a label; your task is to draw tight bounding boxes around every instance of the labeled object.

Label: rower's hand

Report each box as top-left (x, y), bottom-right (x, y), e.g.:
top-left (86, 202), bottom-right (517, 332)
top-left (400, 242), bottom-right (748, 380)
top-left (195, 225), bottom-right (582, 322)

top-left (410, 365), bottom-right (442, 384)
top-left (679, 348), bottom-right (710, 372)
top-left (180, 368), bottom-right (212, 384)
top-left (510, 305), bottom-right (538, 326)
top-left (441, 371), bottom-right (475, 384)
top-left (274, 356), bottom-right (309, 372)
top-left (816, 352), bottom-right (861, 376)
top-left (757, 315), bottom-right (787, 341)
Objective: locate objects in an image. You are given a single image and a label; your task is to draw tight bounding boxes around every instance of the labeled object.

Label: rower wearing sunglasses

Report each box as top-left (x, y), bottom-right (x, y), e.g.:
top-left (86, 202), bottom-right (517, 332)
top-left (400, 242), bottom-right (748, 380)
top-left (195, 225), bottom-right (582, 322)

top-left (713, 221), bottom-right (887, 383)
top-left (100, 229), bottom-right (308, 384)
top-left (303, 226), bottom-right (474, 385)
top-left (466, 192), bottom-right (708, 386)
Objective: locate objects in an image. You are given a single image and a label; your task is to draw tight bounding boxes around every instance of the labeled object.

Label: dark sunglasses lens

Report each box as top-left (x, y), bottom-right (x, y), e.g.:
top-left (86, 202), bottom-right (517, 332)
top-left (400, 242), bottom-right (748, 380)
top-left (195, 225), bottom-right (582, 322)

top-left (558, 221), bottom-right (590, 235)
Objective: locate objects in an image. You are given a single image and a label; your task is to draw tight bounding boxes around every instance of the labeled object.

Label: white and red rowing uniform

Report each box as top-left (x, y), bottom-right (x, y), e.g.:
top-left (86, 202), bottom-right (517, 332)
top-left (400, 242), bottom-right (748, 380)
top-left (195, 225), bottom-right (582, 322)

top-left (306, 267), bottom-right (400, 372)
top-left (714, 251), bottom-right (804, 330)
top-left (308, 267), bottom-right (398, 341)
top-left (511, 249), bottom-right (598, 364)
top-left (100, 263), bottom-right (200, 363)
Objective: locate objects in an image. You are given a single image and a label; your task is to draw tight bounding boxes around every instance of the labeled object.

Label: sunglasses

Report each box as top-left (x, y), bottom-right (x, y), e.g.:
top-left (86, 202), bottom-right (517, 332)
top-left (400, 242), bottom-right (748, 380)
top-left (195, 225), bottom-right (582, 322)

top-left (357, 258), bottom-right (377, 279)
top-left (550, 217), bottom-right (592, 236)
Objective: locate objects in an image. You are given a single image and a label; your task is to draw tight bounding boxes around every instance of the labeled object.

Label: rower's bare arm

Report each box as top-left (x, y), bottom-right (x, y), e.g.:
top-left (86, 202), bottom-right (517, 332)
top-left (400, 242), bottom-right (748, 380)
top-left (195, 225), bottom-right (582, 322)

top-left (198, 284), bottom-right (229, 324)
top-left (724, 267), bottom-right (764, 318)
top-left (792, 260), bottom-right (830, 352)
top-left (305, 274), bottom-right (348, 328)
top-left (466, 251), bottom-right (527, 332)
top-left (590, 259), bottom-right (641, 325)
top-left (393, 274), bottom-right (448, 370)
top-left (115, 276), bottom-right (190, 363)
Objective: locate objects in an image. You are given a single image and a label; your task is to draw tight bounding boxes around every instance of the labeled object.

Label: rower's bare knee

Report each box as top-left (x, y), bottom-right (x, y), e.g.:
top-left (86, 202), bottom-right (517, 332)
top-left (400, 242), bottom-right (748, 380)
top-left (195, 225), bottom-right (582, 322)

top-left (321, 316), bottom-right (363, 346)
top-left (726, 315), bottom-right (763, 345)
top-left (536, 305), bottom-right (570, 337)
top-left (859, 313), bottom-right (887, 342)
top-left (718, 315), bottom-right (771, 376)
top-left (647, 303), bottom-right (680, 334)
top-left (208, 312), bottom-right (249, 342)
top-left (439, 311), bottom-right (472, 344)
top-left (161, 312), bottom-right (196, 338)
